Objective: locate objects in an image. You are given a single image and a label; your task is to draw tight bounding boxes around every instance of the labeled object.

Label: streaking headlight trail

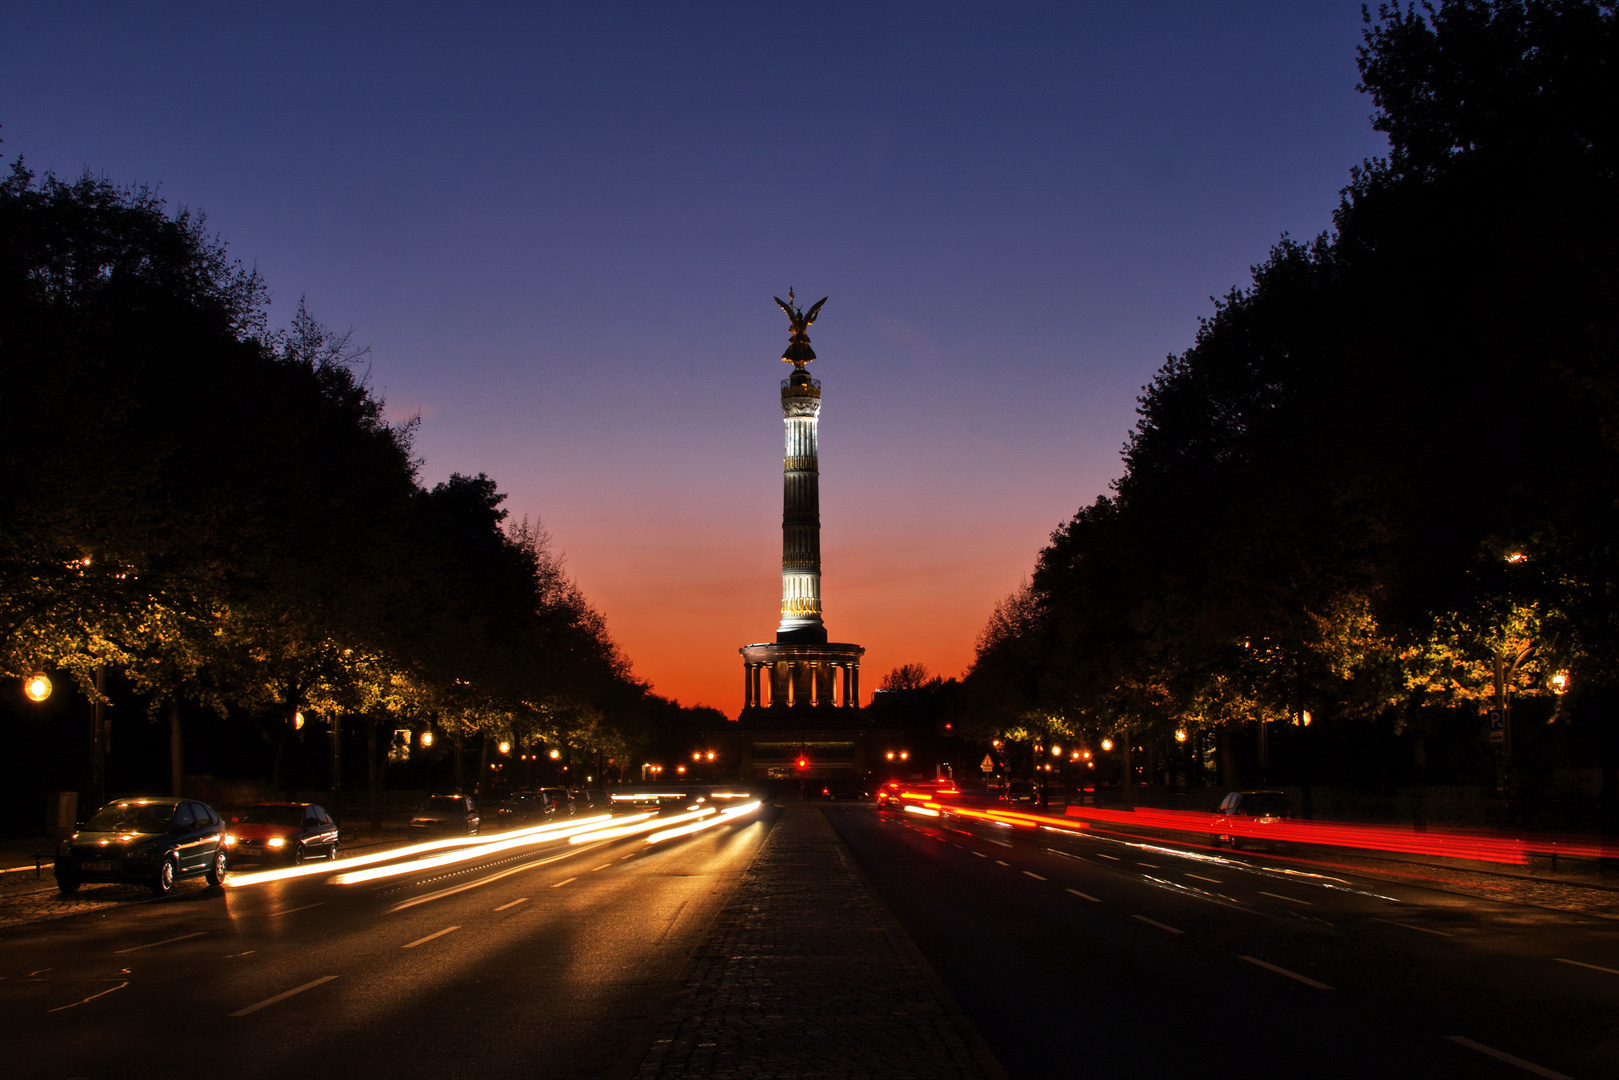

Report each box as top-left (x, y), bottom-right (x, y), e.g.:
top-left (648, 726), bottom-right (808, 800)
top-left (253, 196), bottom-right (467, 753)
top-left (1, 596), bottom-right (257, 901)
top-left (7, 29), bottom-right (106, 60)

top-left (224, 814), bottom-right (618, 888)
top-left (646, 800), bottom-right (762, 844)
top-left (568, 806), bottom-right (716, 844)
top-left (330, 813), bottom-right (654, 885)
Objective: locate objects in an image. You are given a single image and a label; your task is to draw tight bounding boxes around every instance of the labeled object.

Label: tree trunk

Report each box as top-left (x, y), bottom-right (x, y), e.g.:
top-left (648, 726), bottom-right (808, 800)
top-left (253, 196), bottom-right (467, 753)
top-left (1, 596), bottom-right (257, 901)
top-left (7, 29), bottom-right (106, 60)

top-left (452, 736), bottom-right (464, 793)
top-left (1412, 730), bottom-right (1428, 832)
top-left (168, 696), bottom-right (184, 797)
top-left (1220, 726), bottom-right (1236, 790)
top-left (329, 713), bottom-right (342, 822)
top-left (1120, 729), bottom-right (1134, 809)
top-left (477, 736), bottom-right (491, 798)
top-left (367, 718), bottom-right (381, 831)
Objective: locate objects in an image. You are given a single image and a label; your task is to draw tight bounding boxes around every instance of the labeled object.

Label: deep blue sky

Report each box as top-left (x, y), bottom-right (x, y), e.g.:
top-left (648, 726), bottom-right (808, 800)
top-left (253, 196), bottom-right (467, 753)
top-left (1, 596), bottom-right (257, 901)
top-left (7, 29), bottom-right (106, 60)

top-left (1, 2), bottom-right (1389, 711)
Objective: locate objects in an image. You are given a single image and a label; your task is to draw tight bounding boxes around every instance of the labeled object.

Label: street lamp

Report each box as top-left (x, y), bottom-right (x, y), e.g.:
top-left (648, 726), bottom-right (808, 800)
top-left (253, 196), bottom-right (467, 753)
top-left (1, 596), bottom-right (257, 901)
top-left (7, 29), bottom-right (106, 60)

top-left (420, 730), bottom-right (435, 748)
top-left (498, 740), bottom-right (511, 755)
top-left (1100, 738), bottom-right (1113, 752)
top-left (23, 672), bottom-right (51, 702)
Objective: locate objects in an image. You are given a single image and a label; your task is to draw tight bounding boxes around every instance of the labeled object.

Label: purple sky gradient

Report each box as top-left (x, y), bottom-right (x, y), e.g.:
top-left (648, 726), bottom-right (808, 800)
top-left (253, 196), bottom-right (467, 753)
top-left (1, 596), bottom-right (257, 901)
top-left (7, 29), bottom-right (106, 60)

top-left (1, 2), bottom-right (1389, 713)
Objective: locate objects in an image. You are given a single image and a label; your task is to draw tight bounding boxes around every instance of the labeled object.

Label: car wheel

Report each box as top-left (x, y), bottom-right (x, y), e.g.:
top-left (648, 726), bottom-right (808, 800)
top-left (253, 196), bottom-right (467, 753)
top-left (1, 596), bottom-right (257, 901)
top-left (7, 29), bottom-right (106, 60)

top-left (328, 842), bottom-right (339, 861)
top-left (291, 843), bottom-right (305, 866)
top-left (205, 848), bottom-right (227, 886)
top-left (57, 874), bottom-right (80, 896)
top-left (151, 857), bottom-right (177, 896)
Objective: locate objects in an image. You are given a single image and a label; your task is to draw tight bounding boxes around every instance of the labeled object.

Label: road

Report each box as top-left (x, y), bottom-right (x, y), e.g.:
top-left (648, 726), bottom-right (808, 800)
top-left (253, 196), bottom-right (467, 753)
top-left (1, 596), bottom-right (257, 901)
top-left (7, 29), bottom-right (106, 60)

top-left (0, 809), bottom-right (771, 1080)
top-left (827, 804), bottom-right (1619, 1080)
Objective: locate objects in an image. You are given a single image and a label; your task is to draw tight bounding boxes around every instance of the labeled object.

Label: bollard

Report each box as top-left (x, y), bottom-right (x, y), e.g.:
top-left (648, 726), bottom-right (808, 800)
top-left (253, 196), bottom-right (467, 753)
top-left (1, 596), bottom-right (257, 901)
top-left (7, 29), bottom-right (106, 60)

top-left (36, 847), bottom-right (42, 879)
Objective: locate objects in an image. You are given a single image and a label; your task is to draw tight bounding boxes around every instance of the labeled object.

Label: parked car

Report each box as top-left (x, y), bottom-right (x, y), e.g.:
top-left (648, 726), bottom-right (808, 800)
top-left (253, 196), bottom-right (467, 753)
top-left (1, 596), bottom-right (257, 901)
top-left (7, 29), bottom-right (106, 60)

top-left (1209, 790), bottom-right (1292, 850)
top-left (569, 789), bottom-right (609, 812)
top-left (820, 777), bottom-right (872, 801)
top-left (538, 787), bottom-right (575, 817)
top-left (55, 796), bottom-right (228, 896)
top-left (494, 791), bottom-right (550, 824)
top-left (410, 794), bottom-right (480, 836)
top-left (224, 802), bottom-right (339, 864)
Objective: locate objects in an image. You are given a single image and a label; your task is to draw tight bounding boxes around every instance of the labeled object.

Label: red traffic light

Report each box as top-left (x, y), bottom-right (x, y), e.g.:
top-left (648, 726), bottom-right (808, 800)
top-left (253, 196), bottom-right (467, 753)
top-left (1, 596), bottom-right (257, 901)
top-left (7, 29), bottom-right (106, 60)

top-left (796, 756), bottom-right (808, 769)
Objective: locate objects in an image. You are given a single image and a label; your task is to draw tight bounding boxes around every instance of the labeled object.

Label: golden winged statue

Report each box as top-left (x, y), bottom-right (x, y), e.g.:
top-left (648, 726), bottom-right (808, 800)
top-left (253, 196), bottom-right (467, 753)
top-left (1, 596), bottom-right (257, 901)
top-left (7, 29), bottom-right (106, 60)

top-left (774, 288), bottom-right (827, 368)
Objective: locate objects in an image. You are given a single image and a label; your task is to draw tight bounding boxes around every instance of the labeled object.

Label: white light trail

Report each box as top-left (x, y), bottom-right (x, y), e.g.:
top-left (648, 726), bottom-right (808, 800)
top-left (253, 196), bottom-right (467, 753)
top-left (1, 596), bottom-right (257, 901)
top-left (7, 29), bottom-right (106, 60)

top-left (569, 806), bottom-right (714, 844)
top-left (646, 800), bottom-right (761, 844)
top-left (330, 813), bottom-right (652, 885)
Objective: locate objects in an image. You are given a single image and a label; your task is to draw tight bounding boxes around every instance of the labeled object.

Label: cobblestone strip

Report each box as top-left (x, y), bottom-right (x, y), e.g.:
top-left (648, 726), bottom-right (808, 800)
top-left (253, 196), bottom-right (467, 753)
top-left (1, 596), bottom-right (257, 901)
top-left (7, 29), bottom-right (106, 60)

top-left (629, 804), bottom-right (1007, 1080)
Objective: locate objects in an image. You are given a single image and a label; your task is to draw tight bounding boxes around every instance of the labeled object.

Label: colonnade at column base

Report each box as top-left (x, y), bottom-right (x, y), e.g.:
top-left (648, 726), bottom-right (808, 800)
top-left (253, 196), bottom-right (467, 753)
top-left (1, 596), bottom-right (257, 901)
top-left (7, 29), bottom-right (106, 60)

top-left (739, 640), bottom-right (866, 715)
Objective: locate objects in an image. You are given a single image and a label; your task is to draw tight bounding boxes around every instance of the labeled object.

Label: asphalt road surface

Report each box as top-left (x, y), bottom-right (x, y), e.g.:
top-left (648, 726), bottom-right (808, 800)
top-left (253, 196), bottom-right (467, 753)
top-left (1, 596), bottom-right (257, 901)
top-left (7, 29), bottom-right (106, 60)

top-left (827, 804), bottom-right (1619, 1080)
top-left (0, 812), bottom-right (770, 1080)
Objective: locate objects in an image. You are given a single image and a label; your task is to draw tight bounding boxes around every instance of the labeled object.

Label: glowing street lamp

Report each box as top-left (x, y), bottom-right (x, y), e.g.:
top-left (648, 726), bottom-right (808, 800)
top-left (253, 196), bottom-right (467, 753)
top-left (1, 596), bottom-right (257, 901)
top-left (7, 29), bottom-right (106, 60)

top-left (548, 748), bottom-right (561, 760)
top-left (23, 672), bottom-right (52, 703)
top-left (1174, 728), bottom-right (1188, 743)
top-left (420, 730), bottom-right (435, 748)
top-left (498, 740), bottom-right (511, 755)
top-left (1099, 738), bottom-right (1114, 752)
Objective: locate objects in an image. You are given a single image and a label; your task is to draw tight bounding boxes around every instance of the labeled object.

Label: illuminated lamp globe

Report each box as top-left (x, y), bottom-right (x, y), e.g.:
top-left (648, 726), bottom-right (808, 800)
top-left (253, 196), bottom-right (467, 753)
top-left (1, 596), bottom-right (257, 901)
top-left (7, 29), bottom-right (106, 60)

top-left (706, 751), bottom-right (715, 761)
top-left (23, 672), bottom-right (51, 702)
top-left (1051, 745), bottom-right (1062, 756)
top-left (548, 748), bottom-right (561, 760)
top-left (1100, 738), bottom-right (1114, 752)
top-left (1174, 728), bottom-right (1188, 743)
top-left (1550, 672), bottom-right (1570, 696)
top-left (293, 710), bottom-right (305, 731)
top-left (498, 740), bottom-right (511, 755)
top-left (420, 730), bottom-right (434, 747)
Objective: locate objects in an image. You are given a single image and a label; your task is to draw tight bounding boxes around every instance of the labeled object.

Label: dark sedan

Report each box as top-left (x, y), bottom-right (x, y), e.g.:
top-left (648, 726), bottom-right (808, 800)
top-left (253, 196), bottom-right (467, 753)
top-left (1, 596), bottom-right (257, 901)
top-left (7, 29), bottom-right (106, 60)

top-left (409, 794), bottom-right (480, 836)
top-left (55, 796), bottom-right (228, 895)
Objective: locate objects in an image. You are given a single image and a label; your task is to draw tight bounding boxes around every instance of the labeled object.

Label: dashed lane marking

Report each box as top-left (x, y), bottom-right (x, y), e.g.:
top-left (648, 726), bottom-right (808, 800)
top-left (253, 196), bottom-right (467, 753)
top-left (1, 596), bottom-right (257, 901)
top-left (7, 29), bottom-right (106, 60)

top-left (1185, 873), bottom-right (1221, 884)
top-left (48, 980), bottom-right (129, 1013)
top-left (551, 876), bottom-right (577, 888)
top-left (1258, 890), bottom-right (1313, 906)
top-left (495, 898), bottom-right (528, 911)
top-left (113, 931), bottom-right (206, 954)
top-left (994, 860), bottom-right (1010, 867)
top-left (1445, 1036), bottom-right (1570, 1080)
top-left (972, 851), bottom-right (987, 858)
top-left (1093, 853), bottom-right (1120, 861)
top-left (1023, 871), bottom-right (1047, 881)
top-left (272, 902), bottom-right (324, 916)
top-left (591, 863), bottom-right (613, 872)
top-left (228, 976), bottom-right (338, 1017)
top-left (1238, 955), bottom-right (1332, 990)
top-left (1136, 862), bottom-right (1160, 868)
top-left (1131, 914), bottom-right (1184, 935)
top-left (402, 926), bottom-right (459, 949)
top-left (1555, 957), bottom-right (1619, 976)
top-left (1066, 888), bottom-right (1100, 902)
top-left (1371, 917), bottom-right (1452, 937)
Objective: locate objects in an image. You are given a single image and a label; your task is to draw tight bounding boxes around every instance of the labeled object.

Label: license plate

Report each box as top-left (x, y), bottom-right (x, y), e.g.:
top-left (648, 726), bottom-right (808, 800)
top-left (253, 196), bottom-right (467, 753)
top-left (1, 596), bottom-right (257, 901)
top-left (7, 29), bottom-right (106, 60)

top-left (81, 861), bottom-right (113, 872)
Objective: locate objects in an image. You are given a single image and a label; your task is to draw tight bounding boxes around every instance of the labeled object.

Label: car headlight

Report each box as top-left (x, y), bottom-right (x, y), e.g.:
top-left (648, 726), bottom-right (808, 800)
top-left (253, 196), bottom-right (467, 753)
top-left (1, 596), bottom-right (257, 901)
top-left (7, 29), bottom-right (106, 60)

top-left (267, 837), bottom-right (285, 848)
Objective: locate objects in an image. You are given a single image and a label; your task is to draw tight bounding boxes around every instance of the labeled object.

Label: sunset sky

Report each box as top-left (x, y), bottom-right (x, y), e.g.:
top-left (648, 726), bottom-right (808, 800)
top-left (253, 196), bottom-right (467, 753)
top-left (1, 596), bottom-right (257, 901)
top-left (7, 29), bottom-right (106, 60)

top-left (2, 3), bottom-right (1388, 715)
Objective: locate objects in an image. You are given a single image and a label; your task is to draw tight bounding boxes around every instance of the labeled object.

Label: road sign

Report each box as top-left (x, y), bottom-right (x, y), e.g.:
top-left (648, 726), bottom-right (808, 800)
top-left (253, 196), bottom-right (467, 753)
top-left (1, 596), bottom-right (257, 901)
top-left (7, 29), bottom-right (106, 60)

top-left (1488, 709), bottom-right (1505, 744)
top-left (980, 754), bottom-right (995, 773)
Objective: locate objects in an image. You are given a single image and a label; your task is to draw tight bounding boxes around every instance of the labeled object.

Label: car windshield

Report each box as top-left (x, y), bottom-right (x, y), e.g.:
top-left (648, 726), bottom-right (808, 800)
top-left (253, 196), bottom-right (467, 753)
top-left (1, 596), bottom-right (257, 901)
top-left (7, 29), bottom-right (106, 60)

top-left (84, 801), bottom-right (174, 833)
top-left (237, 806), bottom-right (305, 827)
top-left (1242, 796), bottom-right (1289, 817)
top-left (423, 797), bottom-right (465, 813)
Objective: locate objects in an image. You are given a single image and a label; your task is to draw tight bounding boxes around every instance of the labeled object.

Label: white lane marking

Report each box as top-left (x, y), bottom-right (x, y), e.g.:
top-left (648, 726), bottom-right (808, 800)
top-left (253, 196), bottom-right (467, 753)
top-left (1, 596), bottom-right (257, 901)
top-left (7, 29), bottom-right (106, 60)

top-left (495, 898), bottom-right (529, 911)
top-left (994, 860), bottom-right (1010, 867)
top-left (402, 925), bottom-right (460, 949)
top-left (224, 951), bottom-right (256, 958)
top-left (1555, 957), bottom-right (1619, 976)
top-left (1023, 871), bottom-right (1047, 881)
top-left (591, 863), bottom-right (613, 872)
top-left (972, 851), bottom-right (987, 858)
top-left (47, 980), bottom-right (129, 1013)
top-left (1238, 955), bottom-right (1332, 990)
top-left (1258, 890), bottom-right (1313, 906)
top-left (1136, 862), bottom-right (1160, 868)
top-left (1185, 873), bottom-right (1222, 884)
top-left (551, 876), bottom-right (577, 888)
top-left (228, 975), bottom-right (338, 1017)
top-left (619, 853), bottom-right (636, 860)
top-left (272, 902), bottom-right (325, 916)
top-left (1372, 917), bottom-right (1452, 937)
top-left (1131, 914), bottom-right (1184, 935)
top-left (985, 837), bottom-right (1013, 848)
top-left (26, 968), bottom-right (50, 976)
top-left (1093, 853), bottom-right (1120, 861)
top-left (1066, 888), bottom-right (1101, 903)
top-left (1445, 1036), bottom-right (1571, 1080)
top-left (113, 931), bottom-right (206, 954)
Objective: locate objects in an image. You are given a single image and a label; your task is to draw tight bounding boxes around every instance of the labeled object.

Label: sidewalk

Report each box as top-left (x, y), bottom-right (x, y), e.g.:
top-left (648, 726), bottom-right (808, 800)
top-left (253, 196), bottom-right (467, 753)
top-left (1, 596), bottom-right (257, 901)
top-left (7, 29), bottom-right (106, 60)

top-left (624, 804), bottom-right (1007, 1080)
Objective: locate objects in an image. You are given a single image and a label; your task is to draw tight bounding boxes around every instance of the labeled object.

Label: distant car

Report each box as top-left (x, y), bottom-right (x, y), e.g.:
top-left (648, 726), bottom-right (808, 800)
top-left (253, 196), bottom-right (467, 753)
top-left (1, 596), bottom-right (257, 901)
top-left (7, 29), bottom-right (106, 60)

top-left (1209, 790), bottom-right (1292, 850)
top-left (224, 802), bottom-right (339, 864)
top-left (820, 778), bottom-right (872, 801)
top-left (1001, 780), bottom-right (1039, 806)
top-left (569, 789), bottom-right (609, 812)
top-left (410, 795), bottom-right (480, 836)
top-left (55, 796), bottom-right (228, 896)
